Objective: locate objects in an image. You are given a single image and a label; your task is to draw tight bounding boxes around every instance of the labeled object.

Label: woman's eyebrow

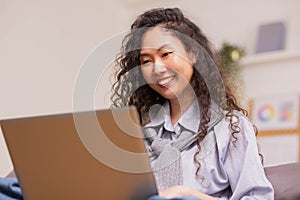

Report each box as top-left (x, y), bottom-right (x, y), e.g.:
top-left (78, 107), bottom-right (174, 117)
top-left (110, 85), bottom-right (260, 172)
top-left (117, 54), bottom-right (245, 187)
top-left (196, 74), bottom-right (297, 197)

top-left (139, 52), bottom-right (150, 57)
top-left (140, 48), bottom-right (153, 56)
top-left (140, 44), bottom-right (174, 56)
top-left (158, 44), bottom-right (173, 51)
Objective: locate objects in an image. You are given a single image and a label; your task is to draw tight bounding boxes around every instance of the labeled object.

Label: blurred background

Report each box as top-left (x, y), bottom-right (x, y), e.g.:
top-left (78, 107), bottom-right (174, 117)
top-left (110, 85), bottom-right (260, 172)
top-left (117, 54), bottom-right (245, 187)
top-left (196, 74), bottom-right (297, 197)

top-left (1, 0), bottom-right (300, 177)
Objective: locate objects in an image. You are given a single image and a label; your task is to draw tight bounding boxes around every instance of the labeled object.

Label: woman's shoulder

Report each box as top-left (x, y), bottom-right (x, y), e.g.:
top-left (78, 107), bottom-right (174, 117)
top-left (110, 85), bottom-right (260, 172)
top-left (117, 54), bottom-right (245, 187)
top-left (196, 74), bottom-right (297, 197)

top-left (210, 110), bottom-right (258, 163)
top-left (223, 109), bottom-right (254, 128)
top-left (213, 110), bottom-right (257, 146)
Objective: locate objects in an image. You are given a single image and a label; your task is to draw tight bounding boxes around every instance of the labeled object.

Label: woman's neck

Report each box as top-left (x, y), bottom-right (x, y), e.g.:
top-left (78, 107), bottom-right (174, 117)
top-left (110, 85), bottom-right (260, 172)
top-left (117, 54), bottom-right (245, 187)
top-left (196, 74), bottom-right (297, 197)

top-left (169, 95), bottom-right (196, 126)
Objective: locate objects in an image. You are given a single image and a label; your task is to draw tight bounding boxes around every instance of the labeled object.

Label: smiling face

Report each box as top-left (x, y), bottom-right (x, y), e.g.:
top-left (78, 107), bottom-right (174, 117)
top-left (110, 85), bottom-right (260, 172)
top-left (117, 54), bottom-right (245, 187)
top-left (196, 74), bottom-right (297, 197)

top-left (140, 27), bottom-right (195, 101)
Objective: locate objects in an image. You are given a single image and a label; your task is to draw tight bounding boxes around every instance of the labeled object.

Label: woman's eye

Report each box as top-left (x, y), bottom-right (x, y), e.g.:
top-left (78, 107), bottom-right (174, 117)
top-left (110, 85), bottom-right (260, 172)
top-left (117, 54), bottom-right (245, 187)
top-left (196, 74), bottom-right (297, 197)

top-left (162, 51), bottom-right (173, 58)
top-left (141, 59), bottom-right (151, 65)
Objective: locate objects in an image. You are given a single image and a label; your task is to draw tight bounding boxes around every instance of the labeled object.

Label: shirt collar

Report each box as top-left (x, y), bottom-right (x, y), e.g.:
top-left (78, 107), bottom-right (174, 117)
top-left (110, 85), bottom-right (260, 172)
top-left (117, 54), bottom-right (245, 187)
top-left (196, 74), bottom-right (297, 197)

top-left (178, 100), bottom-right (200, 133)
top-left (143, 100), bottom-right (200, 134)
top-left (143, 103), bottom-right (167, 128)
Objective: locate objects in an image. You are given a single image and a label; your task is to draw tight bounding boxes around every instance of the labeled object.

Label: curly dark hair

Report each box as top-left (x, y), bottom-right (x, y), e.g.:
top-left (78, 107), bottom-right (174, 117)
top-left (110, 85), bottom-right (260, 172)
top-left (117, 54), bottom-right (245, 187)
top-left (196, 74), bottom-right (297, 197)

top-left (111, 8), bottom-right (260, 179)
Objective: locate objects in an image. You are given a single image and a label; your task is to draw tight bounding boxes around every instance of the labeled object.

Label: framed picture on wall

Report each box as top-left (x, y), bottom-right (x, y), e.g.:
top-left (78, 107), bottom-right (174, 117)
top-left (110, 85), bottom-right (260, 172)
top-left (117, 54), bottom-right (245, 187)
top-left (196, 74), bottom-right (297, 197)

top-left (250, 95), bottom-right (300, 164)
top-left (250, 95), bottom-right (299, 132)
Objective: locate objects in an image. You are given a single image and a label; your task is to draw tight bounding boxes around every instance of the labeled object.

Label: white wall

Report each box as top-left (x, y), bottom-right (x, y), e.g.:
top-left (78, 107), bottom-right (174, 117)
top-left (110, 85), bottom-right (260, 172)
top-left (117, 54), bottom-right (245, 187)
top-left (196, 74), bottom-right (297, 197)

top-left (0, 0), bottom-right (131, 177)
top-left (1, 0), bottom-right (300, 176)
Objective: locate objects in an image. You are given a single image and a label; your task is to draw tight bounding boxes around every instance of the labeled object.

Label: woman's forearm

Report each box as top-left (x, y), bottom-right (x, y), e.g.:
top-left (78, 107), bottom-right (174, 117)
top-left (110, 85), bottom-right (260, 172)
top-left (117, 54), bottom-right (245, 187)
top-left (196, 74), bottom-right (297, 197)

top-left (159, 185), bottom-right (218, 200)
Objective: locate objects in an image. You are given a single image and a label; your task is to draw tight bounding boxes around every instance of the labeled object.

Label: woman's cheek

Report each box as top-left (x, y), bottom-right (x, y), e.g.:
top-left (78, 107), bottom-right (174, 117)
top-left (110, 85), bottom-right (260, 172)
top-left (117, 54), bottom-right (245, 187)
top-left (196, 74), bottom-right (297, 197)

top-left (141, 68), bottom-right (152, 83)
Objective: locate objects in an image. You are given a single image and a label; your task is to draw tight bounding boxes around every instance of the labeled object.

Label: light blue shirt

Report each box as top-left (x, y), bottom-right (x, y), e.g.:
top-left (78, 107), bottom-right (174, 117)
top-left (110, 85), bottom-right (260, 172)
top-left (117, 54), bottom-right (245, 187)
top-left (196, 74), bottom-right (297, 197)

top-left (143, 101), bottom-right (274, 200)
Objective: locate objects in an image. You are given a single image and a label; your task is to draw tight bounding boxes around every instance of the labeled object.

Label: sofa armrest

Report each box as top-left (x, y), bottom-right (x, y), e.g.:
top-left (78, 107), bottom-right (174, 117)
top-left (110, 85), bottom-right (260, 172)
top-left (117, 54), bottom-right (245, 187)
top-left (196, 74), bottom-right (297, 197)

top-left (265, 162), bottom-right (300, 200)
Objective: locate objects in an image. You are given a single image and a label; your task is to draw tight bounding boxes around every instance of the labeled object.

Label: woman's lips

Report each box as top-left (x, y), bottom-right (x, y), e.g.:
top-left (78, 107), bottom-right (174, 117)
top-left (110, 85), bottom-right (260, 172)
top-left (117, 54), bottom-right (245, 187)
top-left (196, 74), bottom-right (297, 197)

top-left (157, 76), bottom-right (175, 88)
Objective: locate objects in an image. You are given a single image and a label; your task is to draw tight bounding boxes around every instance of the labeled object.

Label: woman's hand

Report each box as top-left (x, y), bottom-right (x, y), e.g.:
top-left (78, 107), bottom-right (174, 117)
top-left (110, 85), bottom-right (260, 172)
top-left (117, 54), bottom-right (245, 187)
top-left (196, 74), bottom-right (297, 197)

top-left (158, 185), bottom-right (218, 200)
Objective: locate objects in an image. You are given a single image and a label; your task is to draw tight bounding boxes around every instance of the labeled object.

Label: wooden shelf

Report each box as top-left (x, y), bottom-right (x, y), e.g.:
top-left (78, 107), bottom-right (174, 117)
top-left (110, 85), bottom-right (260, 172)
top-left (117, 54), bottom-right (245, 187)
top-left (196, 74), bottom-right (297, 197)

top-left (240, 51), bottom-right (300, 67)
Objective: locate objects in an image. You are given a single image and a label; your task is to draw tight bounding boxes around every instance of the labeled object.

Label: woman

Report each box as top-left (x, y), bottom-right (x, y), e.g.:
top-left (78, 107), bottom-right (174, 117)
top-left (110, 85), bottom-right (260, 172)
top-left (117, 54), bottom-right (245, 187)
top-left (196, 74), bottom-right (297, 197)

top-left (111, 7), bottom-right (274, 200)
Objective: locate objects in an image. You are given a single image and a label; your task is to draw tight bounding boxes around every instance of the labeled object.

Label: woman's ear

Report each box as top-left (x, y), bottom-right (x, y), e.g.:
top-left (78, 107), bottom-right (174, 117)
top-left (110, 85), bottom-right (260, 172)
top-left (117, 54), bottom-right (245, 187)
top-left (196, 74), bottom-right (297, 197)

top-left (188, 51), bottom-right (197, 65)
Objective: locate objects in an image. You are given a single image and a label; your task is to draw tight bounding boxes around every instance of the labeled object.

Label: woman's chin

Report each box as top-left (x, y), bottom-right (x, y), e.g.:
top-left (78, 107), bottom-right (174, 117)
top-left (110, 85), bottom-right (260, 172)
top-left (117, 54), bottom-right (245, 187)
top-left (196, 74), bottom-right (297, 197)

top-left (160, 92), bottom-right (178, 100)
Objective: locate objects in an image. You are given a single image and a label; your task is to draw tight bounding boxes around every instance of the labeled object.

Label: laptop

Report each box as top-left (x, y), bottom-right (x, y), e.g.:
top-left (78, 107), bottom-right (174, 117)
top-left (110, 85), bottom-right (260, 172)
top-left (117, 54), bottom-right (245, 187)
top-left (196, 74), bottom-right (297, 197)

top-left (1, 107), bottom-right (157, 200)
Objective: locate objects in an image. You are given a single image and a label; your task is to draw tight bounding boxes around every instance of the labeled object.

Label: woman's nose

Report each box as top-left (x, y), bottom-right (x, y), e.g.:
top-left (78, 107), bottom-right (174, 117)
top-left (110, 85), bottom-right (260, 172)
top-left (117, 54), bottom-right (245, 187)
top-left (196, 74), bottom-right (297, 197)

top-left (153, 59), bottom-right (167, 74)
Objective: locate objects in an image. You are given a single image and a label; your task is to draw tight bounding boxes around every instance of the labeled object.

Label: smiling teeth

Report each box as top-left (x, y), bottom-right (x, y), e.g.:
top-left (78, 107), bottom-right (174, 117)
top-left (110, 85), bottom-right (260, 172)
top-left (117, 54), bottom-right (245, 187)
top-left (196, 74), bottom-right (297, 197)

top-left (158, 77), bottom-right (173, 85)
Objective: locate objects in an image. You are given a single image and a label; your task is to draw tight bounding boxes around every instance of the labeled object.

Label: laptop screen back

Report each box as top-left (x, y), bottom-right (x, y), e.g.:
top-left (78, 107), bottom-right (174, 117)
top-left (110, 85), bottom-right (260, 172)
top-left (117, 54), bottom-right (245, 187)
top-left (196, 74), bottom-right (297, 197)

top-left (1, 107), bottom-right (157, 200)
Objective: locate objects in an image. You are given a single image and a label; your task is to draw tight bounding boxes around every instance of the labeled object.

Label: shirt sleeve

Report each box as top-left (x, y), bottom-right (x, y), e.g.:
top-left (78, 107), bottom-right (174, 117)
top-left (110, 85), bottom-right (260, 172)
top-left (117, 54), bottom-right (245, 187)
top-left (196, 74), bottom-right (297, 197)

top-left (222, 114), bottom-right (274, 200)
